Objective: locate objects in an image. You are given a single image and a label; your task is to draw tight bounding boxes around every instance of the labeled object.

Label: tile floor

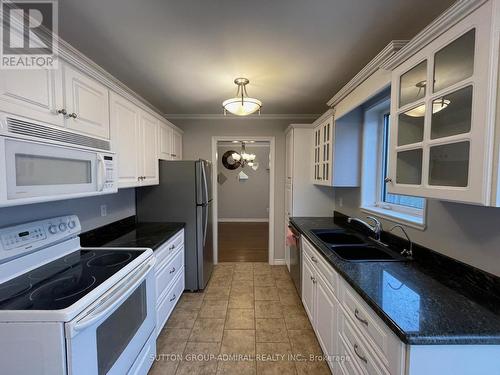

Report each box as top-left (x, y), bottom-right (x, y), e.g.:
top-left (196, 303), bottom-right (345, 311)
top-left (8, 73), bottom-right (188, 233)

top-left (149, 262), bottom-right (332, 375)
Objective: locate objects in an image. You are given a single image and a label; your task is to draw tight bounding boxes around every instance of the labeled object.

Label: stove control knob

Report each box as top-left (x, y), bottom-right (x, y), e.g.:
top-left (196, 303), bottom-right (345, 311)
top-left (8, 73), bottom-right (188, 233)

top-left (48, 225), bottom-right (58, 234)
top-left (68, 220), bottom-right (76, 229)
top-left (59, 223), bottom-right (67, 232)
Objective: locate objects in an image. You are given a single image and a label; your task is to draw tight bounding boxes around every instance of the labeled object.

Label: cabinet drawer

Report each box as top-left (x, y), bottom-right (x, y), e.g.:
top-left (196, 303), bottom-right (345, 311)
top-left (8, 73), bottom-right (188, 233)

top-left (302, 236), bottom-right (339, 296)
top-left (340, 280), bottom-right (403, 374)
top-left (155, 229), bottom-right (184, 268)
top-left (156, 247), bottom-right (184, 303)
top-left (156, 271), bottom-right (184, 337)
top-left (339, 312), bottom-right (389, 375)
top-left (337, 334), bottom-right (363, 375)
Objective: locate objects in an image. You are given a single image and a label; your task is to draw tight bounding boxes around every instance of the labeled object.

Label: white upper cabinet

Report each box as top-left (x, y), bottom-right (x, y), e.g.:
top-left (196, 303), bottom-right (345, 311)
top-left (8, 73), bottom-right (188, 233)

top-left (172, 129), bottom-right (182, 160)
top-left (312, 110), bottom-right (361, 187)
top-left (386, 0), bottom-right (497, 205)
top-left (312, 113), bottom-right (332, 185)
top-left (110, 93), bottom-right (159, 188)
top-left (63, 64), bottom-right (110, 139)
top-left (159, 121), bottom-right (173, 160)
top-left (159, 121), bottom-right (183, 161)
top-left (0, 68), bottom-right (64, 126)
top-left (110, 92), bottom-right (140, 188)
top-left (139, 111), bottom-right (159, 186)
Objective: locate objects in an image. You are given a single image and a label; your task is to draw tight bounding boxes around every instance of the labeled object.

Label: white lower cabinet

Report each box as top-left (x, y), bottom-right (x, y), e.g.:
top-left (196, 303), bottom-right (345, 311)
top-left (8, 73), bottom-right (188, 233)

top-left (154, 229), bottom-right (185, 337)
top-left (301, 236), bottom-right (500, 375)
top-left (301, 236), bottom-right (404, 375)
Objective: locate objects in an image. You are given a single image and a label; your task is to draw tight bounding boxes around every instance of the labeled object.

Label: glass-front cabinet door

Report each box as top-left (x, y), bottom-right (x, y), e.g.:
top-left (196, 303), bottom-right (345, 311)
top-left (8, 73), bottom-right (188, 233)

top-left (312, 113), bottom-right (334, 186)
top-left (387, 1), bottom-right (496, 205)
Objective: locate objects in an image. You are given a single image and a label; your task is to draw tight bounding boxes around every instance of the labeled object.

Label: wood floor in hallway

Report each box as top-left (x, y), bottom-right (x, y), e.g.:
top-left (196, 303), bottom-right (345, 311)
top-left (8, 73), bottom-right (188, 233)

top-left (218, 222), bottom-right (269, 262)
top-left (149, 262), bottom-right (332, 375)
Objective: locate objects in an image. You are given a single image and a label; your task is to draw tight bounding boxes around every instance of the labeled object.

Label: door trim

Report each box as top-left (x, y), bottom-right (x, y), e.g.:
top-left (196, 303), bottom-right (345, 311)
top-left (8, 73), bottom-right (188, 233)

top-left (211, 136), bottom-right (276, 265)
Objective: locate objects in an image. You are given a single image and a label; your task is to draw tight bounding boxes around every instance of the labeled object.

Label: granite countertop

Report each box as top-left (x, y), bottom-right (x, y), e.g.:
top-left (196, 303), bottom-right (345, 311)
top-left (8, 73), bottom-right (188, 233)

top-left (80, 216), bottom-right (185, 250)
top-left (290, 216), bottom-right (500, 345)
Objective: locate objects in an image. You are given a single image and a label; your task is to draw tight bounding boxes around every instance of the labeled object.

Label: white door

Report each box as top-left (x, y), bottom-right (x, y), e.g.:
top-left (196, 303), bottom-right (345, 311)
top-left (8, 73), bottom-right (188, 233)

top-left (159, 122), bottom-right (173, 161)
top-left (140, 111), bottom-right (159, 186)
top-left (0, 68), bottom-right (64, 126)
top-left (315, 272), bottom-right (337, 372)
top-left (301, 256), bottom-right (315, 323)
top-left (172, 130), bottom-right (182, 160)
top-left (63, 64), bottom-right (110, 139)
top-left (110, 93), bottom-right (140, 188)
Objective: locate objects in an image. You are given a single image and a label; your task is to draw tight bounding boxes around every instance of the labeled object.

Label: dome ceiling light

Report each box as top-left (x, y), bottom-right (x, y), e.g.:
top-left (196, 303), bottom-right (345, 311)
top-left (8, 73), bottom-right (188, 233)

top-left (222, 78), bottom-right (262, 116)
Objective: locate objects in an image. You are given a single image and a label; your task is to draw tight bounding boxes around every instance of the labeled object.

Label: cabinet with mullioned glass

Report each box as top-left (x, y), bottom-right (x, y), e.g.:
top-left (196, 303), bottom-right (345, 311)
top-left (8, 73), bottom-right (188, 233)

top-left (387, 1), bottom-right (499, 205)
top-left (312, 109), bottom-right (361, 187)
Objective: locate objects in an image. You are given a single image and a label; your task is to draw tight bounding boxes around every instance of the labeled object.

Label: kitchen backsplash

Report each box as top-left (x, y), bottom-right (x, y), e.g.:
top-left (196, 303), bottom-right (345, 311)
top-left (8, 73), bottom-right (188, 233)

top-left (0, 188), bottom-right (136, 232)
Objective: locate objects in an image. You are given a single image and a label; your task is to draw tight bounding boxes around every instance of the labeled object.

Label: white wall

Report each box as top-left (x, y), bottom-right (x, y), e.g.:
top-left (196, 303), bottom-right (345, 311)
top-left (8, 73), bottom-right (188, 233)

top-left (0, 189), bottom-right (136, 232)
top-left (217, 144), bottom-right (270, 220)
top-left (176, 117), bottom-right (299, 261)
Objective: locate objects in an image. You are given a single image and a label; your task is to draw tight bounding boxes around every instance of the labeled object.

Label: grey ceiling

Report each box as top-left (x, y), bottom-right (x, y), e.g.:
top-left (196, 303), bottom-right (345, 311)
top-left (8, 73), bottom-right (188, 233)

top-left (58, 0), bottom-right (455, 115)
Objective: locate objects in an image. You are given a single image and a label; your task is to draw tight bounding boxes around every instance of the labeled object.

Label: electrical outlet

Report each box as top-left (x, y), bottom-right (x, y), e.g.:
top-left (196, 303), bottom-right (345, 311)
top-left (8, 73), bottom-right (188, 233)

top-left (100, 204), bottom-right (107, 217)
top-left (338, 197), bottom-right (343, 208)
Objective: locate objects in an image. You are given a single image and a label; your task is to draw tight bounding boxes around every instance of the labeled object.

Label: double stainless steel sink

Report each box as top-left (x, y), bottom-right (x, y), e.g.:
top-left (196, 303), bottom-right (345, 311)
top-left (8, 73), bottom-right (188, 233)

top-left (311, 229), bottom-right (405, 262)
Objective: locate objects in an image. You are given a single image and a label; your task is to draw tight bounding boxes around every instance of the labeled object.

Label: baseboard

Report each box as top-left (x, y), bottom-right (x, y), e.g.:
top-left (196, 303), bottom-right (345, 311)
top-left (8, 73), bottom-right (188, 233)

top-left (273, 259), bottom-right (286, 266)
top-left (218, 218), bottom-right (269, 223)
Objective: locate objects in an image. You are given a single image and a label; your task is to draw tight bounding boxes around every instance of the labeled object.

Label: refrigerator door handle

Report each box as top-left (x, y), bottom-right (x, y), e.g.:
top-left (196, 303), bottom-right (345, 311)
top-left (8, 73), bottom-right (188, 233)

top-left (203, 204), bottom-right (208, 246)
top-left (201, 161), bottom-right (209, 204)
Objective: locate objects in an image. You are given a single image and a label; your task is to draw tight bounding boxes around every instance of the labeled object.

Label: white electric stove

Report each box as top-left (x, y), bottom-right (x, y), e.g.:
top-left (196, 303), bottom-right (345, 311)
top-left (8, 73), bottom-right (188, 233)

top-left (0, 215), bottom-right (156, 375)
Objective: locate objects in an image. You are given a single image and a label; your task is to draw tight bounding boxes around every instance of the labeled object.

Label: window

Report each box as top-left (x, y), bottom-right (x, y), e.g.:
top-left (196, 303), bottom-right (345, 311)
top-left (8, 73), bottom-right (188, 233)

top-left (361, 99), bottom-right (426, 228)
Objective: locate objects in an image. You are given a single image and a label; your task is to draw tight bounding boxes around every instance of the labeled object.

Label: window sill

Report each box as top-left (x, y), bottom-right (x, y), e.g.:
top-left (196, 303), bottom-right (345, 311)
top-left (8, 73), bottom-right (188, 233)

top-left (361, 205), bottom-right (426, 230)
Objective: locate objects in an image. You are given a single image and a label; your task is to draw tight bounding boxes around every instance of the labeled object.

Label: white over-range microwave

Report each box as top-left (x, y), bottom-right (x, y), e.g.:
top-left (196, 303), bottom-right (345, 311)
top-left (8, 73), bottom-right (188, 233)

top-left (0, 114), bottom-right (117, 207)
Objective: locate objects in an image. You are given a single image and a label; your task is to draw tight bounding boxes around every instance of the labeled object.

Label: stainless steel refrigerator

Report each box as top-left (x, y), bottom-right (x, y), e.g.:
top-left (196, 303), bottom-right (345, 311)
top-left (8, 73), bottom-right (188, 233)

top-left (136, 159), bottom-right (213, 291)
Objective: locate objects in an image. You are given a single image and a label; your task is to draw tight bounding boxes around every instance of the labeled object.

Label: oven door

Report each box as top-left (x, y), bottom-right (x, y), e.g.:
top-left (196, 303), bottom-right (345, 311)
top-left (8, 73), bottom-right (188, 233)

top-left (1, 137), bottom-right (107, 204)
top-left (65, 258), bottom-right (156, 375)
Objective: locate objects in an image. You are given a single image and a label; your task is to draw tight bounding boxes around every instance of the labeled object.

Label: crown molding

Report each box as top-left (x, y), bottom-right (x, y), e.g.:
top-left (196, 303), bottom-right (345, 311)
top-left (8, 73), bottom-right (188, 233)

top-left (327, 40), bottom-right (408, 108)
top-left (164, 113), bottom-right (320, 121)
top-left (380, 0), bottom-right (489, 70)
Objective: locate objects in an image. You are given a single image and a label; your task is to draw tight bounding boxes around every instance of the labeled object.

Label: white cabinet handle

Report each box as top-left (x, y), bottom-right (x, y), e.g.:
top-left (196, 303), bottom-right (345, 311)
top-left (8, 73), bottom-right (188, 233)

top-left (169, 294), bottom-right (176, 302)
top-left (354, 308), bottom-right (368, 326)
top-left (353, 344), bottom-right (367, 363)
top-left (311, 256), bottom-right (318, 263)
top-left (169, 267), bottom-right (176, 274)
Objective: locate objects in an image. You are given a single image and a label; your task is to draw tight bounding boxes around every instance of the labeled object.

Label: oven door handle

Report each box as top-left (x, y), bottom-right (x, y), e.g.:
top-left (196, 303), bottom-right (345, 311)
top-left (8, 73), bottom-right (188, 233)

top-left (97, 154), bottom-right (106, 192)
top-left (68, 257), bottom-right (155, 336)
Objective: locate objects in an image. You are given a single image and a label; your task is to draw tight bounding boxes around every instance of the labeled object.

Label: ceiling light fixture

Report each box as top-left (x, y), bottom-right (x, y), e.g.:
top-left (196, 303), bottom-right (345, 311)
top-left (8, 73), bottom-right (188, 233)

top-left (231, 142), bottom-right (256, 168)
top-left (222, 78), bottom-right (262, 116)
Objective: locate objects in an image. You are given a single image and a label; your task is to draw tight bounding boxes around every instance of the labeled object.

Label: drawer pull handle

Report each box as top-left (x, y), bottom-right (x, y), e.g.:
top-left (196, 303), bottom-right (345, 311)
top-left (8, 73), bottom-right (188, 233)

top-left (310, 276), bottom-right (316, 284)
top-left (311, 256), bottom-right (318, 263)
top-left (169, 294), bottom-right (176, 302)
top-left (353, 344), bottom-right (367, 363)
top-left (169, 267), bottom-right (176, 274)
top-left (169, 245), bottom-right (175, 251)
top-left (354, 308), bottom-right (368, 326)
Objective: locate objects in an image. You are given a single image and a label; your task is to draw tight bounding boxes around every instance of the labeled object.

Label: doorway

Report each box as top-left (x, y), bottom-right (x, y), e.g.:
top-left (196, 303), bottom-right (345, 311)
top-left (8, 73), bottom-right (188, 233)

top-left (211, 136), bottom-right (275, 264)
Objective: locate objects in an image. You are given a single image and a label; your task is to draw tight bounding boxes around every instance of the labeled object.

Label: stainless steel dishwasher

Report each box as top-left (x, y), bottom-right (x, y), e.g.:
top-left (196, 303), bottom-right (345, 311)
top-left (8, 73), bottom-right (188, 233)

top-left (288, 224), bottom-right (302, 296)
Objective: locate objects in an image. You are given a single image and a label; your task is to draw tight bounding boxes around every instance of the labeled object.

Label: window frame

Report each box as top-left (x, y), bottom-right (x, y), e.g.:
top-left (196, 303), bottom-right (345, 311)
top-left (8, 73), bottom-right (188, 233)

top-left (360, 99), bottom-right (427, 230)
